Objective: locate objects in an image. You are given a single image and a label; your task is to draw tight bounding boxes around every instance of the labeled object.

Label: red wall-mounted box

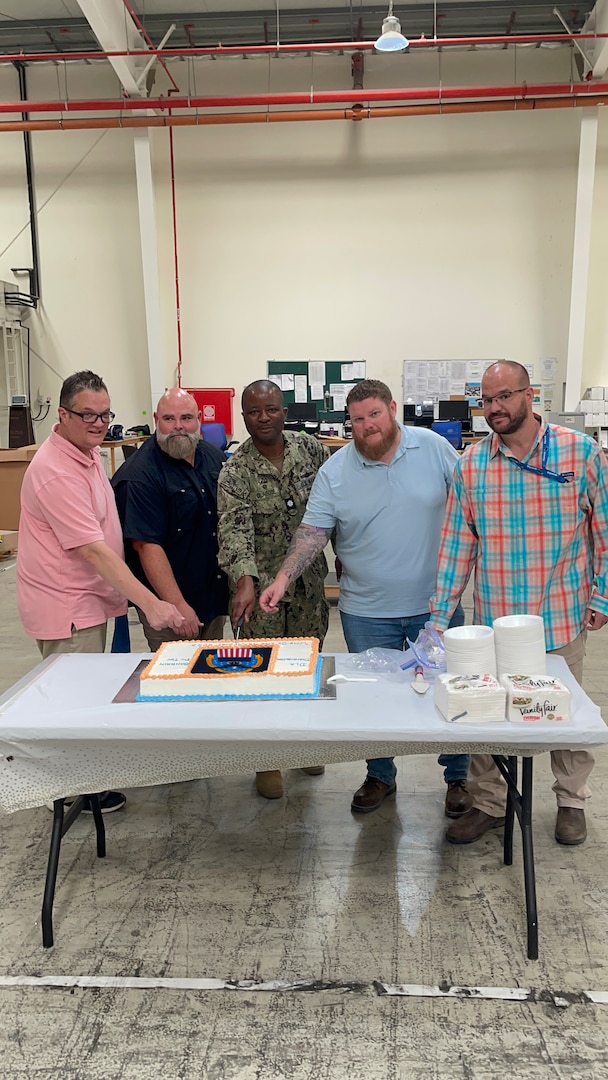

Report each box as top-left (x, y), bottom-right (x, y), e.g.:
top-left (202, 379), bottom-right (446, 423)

top-left (185, 388), bottom-right (235, 436)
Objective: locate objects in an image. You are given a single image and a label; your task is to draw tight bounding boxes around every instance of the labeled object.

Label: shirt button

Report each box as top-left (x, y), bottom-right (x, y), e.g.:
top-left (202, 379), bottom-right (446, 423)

top-left (217, 574), bottom-right (222, 579)
top-left (201, 488), bottom-right (205, 493)
top-left (208, 511), bottom-right (212, 515)
top-left (177, 528), bottom-right (181, 532)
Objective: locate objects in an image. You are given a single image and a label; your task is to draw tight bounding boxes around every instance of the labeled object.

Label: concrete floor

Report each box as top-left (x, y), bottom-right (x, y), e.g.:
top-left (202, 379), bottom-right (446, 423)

top-left (1, 554), bottom-right (608, 1079)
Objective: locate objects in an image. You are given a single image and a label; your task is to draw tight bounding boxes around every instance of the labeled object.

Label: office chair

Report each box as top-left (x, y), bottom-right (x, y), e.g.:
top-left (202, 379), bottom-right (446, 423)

top-left (200, 422), bottom-right (238, 453)
top-left (122, 444), bottom-right (139, 461)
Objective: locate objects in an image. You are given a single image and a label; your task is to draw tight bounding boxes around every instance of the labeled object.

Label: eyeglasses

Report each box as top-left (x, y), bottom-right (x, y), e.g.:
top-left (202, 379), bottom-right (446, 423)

top-left (62, 408), bottom-right (115, 424)
top-left (481, 388), bottom-right (528, 408)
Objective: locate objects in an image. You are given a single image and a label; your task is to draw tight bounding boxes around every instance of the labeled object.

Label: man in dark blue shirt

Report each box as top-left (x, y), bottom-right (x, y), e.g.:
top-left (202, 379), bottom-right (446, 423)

top-left (112, 388), bottom-right (228, 649)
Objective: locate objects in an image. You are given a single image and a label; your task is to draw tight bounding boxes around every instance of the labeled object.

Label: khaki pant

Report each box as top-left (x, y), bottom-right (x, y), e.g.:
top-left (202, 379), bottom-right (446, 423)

top-left (469, 631), bottom-right (593, 816)
top-left (37, 622), bottom-right (108, 659)
top-left (136, 610), bottom-right (226, 653)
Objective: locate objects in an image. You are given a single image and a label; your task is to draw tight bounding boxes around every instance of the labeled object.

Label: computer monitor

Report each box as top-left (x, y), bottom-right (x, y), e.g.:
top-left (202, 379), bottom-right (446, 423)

top-left (286, 401), bottom-right (318, 422)
top-left (438, 399), bottom-right (469, 423)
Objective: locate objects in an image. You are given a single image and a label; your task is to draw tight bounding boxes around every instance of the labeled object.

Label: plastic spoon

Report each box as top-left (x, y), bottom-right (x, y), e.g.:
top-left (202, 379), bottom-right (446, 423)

top-left (411, 666), bottom-right (430, 695)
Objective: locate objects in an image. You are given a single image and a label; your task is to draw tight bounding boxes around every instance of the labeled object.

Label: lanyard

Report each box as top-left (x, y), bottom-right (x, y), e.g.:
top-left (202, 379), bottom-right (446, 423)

top-left (508, 427), bottom-right (573, 484)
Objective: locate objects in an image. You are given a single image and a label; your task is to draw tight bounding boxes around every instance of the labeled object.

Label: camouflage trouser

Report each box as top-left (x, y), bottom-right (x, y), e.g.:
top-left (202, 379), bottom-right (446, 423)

top-left (240, 583), bottom-right (329, 649)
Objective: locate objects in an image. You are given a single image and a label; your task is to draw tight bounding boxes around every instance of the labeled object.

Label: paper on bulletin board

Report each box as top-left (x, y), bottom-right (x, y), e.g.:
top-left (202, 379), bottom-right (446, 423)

top-left (270, 374), bottom-right (295, 391)
top-left (294, 375), bottom-right (308, 403)
top-left (340, 361), bottom-right (366, 380)
top-left (310, 383), bottom-right (324, 401)
top-left (309, 361), bottom-right (325, 384)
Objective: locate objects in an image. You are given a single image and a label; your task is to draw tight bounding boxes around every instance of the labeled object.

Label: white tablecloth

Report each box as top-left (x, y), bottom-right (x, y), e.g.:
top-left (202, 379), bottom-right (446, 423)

top-left (0, 653), bottom-right (606, 813)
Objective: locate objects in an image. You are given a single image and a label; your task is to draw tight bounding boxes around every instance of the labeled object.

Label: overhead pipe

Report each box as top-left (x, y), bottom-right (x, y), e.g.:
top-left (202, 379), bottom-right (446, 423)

top-left (1, 81), bottom-right (608, 115)
top-left (2, 93), bottom-right (608, 134)
top-left (1, 32), bottom-right (607, 66)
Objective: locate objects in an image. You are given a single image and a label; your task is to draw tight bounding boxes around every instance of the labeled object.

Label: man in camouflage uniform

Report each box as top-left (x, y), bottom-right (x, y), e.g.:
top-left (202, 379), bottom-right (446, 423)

top-left (217, 379), bottom-right (330, 799)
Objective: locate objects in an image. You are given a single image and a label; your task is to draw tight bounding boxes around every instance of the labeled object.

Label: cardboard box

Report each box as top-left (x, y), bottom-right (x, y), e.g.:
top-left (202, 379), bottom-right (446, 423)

top-left (0, 445), bottom-right (40, 530)
top-left (0, 530), bottom-right (18, 554)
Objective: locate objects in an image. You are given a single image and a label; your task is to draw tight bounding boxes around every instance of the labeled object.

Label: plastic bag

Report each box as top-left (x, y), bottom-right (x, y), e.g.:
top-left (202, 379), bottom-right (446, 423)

top-left (403, 624), bottom-right (446, 672)
top-left (337, 648), bottom-right (411, 683)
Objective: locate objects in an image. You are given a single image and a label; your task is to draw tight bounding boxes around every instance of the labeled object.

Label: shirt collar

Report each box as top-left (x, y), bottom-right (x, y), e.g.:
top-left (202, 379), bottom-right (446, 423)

top-left (489, 414), bottom-right (546, 463)
top-left (49, 424), bottom-right (98, 468)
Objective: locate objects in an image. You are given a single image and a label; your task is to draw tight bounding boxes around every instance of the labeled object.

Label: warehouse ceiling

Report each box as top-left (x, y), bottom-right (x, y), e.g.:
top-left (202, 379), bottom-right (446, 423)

top-left (0, 1), bottom-right (591, 55)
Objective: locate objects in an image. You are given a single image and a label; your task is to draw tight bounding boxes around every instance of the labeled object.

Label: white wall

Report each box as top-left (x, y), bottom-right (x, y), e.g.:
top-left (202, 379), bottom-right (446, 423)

top-left (0, 47), bottom-right (606, 445)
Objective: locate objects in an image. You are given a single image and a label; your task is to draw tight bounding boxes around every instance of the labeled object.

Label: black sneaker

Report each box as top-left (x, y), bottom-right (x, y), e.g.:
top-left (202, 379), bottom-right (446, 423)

top-left (83, 791), bottom-right (127, 814)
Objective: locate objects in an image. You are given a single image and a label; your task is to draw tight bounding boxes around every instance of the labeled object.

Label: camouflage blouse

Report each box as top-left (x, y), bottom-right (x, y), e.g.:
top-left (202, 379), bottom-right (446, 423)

top-left (217, 431), bottom-right (329, 600)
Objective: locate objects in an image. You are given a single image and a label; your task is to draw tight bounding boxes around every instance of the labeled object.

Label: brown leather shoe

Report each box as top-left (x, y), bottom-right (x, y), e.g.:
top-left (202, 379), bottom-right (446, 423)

top-left (446, 808), bottom-right (505, 845)
top-left (255, 771), bottom-right (284, 799)
top-left (555, 807), bottom-right (587, 845)
top-left (351, 777), bottom-right (396, 814)
top-left (301, 766), bottom-right (325, 776)
top-left (444, 779), bottom-right (474, 819)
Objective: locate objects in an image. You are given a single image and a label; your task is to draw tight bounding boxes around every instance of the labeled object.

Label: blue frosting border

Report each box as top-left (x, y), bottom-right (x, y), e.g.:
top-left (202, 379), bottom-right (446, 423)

top-left (136, 654), bottom-right (324, 702)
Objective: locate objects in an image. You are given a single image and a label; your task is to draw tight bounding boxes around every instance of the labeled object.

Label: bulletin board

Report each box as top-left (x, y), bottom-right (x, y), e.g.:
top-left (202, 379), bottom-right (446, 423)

top-left (402, 359), bottom-right (556, 415)
top-left (267, 360), bottom-right (366, 422)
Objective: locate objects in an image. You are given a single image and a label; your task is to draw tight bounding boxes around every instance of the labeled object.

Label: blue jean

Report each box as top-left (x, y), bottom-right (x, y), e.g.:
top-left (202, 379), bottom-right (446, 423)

top-left (339, 605), bottom-right (470, 787)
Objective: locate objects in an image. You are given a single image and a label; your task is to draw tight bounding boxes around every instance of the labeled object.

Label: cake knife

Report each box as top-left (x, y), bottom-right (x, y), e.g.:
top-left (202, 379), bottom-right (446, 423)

top-left (234, 614), bottom-right (245, 641)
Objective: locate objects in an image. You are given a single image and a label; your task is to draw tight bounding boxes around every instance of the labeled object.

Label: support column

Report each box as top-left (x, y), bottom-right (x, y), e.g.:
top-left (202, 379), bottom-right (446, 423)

top-left (564, 107), bottom-right (598, 410)
top-left (133, 129), bottom-right (166, 412)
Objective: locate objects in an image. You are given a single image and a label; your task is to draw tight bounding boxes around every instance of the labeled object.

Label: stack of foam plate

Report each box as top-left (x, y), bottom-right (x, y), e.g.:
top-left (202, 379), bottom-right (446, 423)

top-left (493, 614), bottom-right (546, 676)
top-left (443, 624), bottom-right (497, 676)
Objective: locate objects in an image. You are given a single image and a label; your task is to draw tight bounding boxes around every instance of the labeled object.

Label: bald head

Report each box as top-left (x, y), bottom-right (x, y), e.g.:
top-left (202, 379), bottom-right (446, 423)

top-left (482, 361), bottom-right (530, 390)
top-left (241, 379), bottom-right (284, 410)
top-left (156, 387), bottom-right (199, 416)
top-left (155, 387), bottom-right (201, 461)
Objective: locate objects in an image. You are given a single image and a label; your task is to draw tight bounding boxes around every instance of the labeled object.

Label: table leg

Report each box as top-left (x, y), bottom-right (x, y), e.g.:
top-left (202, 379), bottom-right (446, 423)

top-left (503, 755), bottom-right (518, 867)
top-left (491, 754), bottom-right (538, 961)
top-left (520, 757), bottom-right (538, 960)
top-left (41, 794), bottom-right (107, 948)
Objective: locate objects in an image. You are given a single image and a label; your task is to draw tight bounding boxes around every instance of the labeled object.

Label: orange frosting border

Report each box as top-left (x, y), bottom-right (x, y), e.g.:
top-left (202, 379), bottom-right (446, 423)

top-left (141, 637), bottom-right (319, 682)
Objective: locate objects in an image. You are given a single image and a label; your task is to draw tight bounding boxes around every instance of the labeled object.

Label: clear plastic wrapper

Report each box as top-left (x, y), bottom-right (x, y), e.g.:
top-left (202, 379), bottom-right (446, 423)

top-left (337, 648), bottom-right (411, 683)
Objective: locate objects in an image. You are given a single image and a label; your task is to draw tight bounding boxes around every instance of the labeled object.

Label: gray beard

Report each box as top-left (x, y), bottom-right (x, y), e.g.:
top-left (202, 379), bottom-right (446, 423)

top-left (157, 430), bottom-right (200, 459)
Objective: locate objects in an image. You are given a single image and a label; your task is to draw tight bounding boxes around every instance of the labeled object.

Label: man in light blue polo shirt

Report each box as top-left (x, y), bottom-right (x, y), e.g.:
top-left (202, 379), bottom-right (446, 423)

top-left (260, 379), bottom-right (470, 814)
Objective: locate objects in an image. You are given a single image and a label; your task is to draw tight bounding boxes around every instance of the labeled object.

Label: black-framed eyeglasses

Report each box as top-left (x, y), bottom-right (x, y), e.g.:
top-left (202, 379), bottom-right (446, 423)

top-left (63, 408), bottom-right (115, 424)
top-left (481, 388), bottom-right (528, 408)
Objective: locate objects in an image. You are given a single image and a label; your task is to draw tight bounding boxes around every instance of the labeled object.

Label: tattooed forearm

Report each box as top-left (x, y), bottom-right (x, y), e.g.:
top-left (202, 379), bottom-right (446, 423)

top-left (281, 524), bottom-right (332, 583)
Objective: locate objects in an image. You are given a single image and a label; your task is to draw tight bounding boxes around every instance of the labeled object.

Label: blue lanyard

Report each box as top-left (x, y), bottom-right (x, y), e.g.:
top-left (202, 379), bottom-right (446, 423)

top-left (508, 427), bottom-right (572, 484)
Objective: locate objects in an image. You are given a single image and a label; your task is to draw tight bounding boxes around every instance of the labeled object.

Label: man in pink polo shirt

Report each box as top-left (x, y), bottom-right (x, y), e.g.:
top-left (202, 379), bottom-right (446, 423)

top-left (17, 369), bottom-right (184, 814)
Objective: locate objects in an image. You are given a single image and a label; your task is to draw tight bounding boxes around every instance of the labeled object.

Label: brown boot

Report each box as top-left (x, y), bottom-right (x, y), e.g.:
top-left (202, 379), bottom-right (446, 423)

top-left (446, 808), bottom-right (505, 845)
top-left (255, 771), bottom-right (284, 799)
top-left (351, 777), bottom-right (396, 813)
top-left (555, 807), bottom-right (587, 845)
top-left (444, 779), bottom-right (474, 818)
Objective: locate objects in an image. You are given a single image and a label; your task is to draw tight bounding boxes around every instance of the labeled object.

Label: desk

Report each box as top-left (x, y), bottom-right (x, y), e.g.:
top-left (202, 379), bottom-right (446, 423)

top-left (0, 655), bottom-right (605, 951)
top-left (319, 435), bottom-right (350, 451)
top-left (101, 435), bottom-right (148, 475)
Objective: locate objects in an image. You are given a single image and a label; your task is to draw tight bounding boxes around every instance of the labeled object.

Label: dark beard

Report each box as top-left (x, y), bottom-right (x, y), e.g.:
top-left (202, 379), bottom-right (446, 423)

top-left (353, 418), bottom-right (399, 461)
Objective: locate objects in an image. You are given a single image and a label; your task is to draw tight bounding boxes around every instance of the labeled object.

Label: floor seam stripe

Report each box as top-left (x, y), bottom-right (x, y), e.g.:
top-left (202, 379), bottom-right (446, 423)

top-left (0, 976), bottom-right (605, 1004)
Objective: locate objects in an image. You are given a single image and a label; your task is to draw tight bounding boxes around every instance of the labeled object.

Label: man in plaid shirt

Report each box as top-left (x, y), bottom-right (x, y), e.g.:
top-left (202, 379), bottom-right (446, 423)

top-left (430, 360), bottom-right (608, 846)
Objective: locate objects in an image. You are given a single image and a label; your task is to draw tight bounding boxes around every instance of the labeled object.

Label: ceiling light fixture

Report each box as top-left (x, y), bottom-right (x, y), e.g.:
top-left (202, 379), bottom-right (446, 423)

top-left (374, 2), bottom-right (409, 53)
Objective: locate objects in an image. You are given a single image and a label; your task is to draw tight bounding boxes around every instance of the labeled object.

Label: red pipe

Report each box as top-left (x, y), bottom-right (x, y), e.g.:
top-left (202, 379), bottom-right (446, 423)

top-left (1, 32), bottom-right (607, 65)
top-left (168, 117), bottom-right (183, 387)
top-left (1, 82), bottom-right (607, 114)
top-left (2, 95), bottom-right (608, 135)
